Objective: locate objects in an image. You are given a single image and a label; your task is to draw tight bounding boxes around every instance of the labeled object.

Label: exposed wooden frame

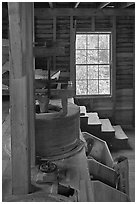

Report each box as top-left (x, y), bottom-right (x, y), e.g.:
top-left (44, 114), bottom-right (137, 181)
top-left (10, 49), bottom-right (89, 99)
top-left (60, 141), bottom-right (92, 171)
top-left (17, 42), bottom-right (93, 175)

top-left (53, 16), bottom-right (56, 70)
top-left (49, 2), bottom-right (53, 9)
top-left (98, 2), bottom-right (110, 9)
top-left (121, 2), bottom-right (135, 8)
top-left (8, 2), bottom-right (34, 195)
top-left (70, 16), bottom-right (76, 94)
top-left (75, 2), bottom-right (80, 8)
top-left (33, 46), bottom-right (65, 57)
top-left (112, 16), bottom-right (116, 124)
top-left (133, 23), bottom-right (135, 127)
top-left (35, 8), bottom-right (135, 18)
top-left (26, 3), bottom-right (35, 167)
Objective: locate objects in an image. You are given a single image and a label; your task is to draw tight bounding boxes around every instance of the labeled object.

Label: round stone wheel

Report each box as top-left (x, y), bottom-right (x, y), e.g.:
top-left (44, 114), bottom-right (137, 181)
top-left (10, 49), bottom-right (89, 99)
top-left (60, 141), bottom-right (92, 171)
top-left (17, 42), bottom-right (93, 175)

top-left (35, 103), bottom-right (80, 159)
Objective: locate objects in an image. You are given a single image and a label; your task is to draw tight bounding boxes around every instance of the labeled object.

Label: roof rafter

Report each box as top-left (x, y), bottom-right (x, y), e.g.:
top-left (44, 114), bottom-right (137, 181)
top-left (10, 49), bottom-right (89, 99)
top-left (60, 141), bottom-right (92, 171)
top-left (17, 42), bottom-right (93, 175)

top-left (121, 2), bottom-right (135, 8)
top-left (98, 2), bottom-right (110, 9)
top-left (49, 2), bottom-right (53, 9)
top-left (75, 2), bottom-right (80, 8)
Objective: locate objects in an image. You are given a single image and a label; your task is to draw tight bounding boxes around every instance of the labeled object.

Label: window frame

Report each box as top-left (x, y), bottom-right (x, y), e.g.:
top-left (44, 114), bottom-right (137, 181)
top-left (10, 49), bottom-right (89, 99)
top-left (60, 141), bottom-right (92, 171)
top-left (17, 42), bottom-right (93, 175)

top-left (75, 32), bottom-right (112, 98)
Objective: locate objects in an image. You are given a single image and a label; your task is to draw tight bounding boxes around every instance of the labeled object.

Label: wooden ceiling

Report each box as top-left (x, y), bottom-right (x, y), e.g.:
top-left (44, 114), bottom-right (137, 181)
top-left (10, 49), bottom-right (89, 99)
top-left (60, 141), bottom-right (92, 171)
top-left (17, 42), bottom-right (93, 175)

top-left (2, 2), bottom-right (135, 9)
top-left (34, 2), bottom-right (135, 9)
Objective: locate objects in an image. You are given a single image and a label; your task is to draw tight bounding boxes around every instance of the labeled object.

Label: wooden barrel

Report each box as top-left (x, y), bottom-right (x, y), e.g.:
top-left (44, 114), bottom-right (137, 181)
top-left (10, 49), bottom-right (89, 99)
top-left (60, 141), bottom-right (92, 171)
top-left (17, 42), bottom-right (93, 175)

top-left (35, 103), bottom-right (80, 159)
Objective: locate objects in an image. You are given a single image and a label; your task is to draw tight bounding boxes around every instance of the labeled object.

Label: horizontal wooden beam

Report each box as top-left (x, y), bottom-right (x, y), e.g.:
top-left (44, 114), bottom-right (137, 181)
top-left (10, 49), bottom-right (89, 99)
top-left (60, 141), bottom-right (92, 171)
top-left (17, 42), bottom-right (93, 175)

top-left (35, 88), bottom-right (75, 98)
top-left (75, 2), bottom-right (80, 8)
top-left (33, 46), bottom-right (65, 57)
top-left (121, 2), bottom-right (135, 8)
top-left (35, 8), bottom-right (135, 17)
top-left (98, 2), bottom-right (110, 9)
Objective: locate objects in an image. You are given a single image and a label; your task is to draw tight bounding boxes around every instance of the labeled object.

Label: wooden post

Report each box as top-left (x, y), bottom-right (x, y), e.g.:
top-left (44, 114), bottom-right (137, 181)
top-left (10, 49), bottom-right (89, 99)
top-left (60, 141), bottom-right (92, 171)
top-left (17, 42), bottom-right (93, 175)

top-left (112, 16), bottom-right (116, 124)
top-left (8, 2), bottom-right (34, 195)
top-left (133, 26), bottom-right (135, 127)
top-left (25, 3), bottom-right (35, 167)
top-left (70, 16), bottom-right (76, 93)
top-left (53, 17), bottom-right (56, 70)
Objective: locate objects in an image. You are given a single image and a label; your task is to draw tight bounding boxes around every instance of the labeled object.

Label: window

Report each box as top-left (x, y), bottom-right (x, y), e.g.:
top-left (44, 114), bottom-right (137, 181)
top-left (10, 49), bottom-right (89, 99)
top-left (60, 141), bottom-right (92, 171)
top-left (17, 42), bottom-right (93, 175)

top-left (75, 32), bottom-right (111, 96)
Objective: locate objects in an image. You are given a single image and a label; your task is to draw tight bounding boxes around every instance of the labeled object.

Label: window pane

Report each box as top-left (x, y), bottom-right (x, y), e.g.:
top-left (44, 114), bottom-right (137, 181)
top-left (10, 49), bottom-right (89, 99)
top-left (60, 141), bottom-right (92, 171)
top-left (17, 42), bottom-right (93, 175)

top-left (99, 80), bottom-right (110, 94)
top-left (99, 50), bottom-right (109, 64)
top-left (88, 80), bottom-right (98, 94)
top-left (76, 80), bottom-right (87, 95)
top-left (87, 35), bottom-right (98, 49)
top-left (76, 33), bottom-right (111, 96)
top-left (88, 65), bottom-right (98, 79)
top-left (87, 50), bottom-right (98, 64)
top-left (76, 35), bottom-right (86, 49)
top-left (76, 65), bottom-right (87, 80)
top-left (76, 50), bottom-right (86, 64)
top-left (99, 35), bottom-right (110, 49)
top-left (99, 65), bottom-right (110, 79)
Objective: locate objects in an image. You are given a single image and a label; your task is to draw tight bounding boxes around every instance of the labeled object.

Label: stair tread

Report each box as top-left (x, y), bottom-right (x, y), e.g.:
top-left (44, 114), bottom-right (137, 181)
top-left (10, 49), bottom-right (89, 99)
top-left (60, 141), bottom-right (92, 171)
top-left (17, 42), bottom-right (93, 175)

top-left (80, 106), bottom-right (88, 117)
top-left (80, 106), bottom-right (86, 114)
top-left (113, 125), bottom-right (128, 140)
top-left (100, 119), bottom-right (115, 132)
top-left (87, 112), bottom-right (102, 125)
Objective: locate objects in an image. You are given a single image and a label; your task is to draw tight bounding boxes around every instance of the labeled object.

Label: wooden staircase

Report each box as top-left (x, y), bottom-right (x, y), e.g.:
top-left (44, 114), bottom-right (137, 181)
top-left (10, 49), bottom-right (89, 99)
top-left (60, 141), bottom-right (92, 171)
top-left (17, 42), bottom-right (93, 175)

top-left (100, 119), bottom-right (115, 143)
top-left (79, 106), bottom-right (128, 147)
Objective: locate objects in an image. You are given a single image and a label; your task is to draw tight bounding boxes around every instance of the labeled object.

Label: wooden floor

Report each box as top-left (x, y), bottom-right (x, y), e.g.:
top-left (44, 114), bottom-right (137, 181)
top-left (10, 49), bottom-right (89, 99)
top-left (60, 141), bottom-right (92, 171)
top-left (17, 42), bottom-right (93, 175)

top-left (2, 97), bottom-right (135, 201)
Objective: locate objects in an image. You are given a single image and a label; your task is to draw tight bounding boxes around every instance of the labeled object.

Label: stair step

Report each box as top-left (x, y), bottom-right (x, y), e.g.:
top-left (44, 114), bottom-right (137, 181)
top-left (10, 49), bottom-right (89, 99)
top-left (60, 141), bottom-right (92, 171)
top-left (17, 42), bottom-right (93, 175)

top-left (100, 119), bottom-right (115, 133)
top-left (87, 112), bottom-right (102, 126)
top-left (80, 111), bottom-right (102, 133)
top-left (86, 113), bottom-right (102, 136)
top-left (113, 125), bottom-right (128, 140)
top-left (80, 106), bottom-right (87, 116)
top-left (79, 106), bottom-right (88, 132)
top-left (99, 119), bottom-right (115, 143)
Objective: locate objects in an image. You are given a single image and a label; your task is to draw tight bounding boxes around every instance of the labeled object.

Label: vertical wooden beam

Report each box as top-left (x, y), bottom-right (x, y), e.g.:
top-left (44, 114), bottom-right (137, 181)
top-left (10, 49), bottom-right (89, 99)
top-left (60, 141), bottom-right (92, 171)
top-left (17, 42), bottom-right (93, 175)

top-left (8, 2), bottom-right (34, 195)
top-left (53, 16), bottom-right (56, 70)
top-left (10, 76), bottom-right (30, 195)
top-left (70, 16), bottom-right (76, 93)
top-left (112, 16), bottom-right (116, 124)
top-left (133, 22), bottom-right (135, 127)
top-left (25, 3), bottom-right (35, 167)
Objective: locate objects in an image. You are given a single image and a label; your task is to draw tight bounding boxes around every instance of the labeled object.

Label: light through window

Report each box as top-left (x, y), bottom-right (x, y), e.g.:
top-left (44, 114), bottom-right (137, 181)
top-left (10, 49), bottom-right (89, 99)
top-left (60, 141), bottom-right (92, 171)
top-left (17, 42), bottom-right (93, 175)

top-left (76, 33), bottom-right (111, 96)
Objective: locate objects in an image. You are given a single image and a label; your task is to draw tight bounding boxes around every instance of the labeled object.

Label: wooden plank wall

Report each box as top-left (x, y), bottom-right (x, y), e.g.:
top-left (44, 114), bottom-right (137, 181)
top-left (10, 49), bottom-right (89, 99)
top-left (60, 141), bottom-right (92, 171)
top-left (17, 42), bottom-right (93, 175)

top-left (35, 17), bottom-right (53, 69)
top-left (115, 16), bottom-right (134, 126)
top-left (56, 17), bottom-right (70, 72)
top-left (2, 7), bottom-right (135, 126)
top-left (74, 16), bottom-right (114, 119)
top-left (34, 13), bottom-right (134, 126)
top-left (76, 15), bottom-right (134, 126)
top-left (35, 16), bottom-right (70, 76)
